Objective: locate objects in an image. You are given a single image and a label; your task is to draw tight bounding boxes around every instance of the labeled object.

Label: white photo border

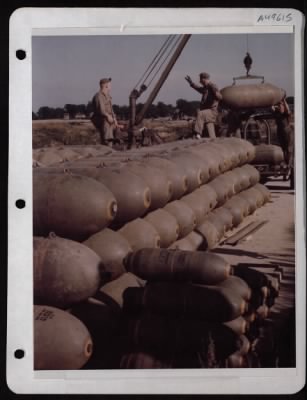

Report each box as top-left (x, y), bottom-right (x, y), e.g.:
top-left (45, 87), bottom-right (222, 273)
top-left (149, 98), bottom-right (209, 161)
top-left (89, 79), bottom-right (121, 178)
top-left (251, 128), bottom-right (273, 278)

top-left (8, 7), bottom-right (305, 394)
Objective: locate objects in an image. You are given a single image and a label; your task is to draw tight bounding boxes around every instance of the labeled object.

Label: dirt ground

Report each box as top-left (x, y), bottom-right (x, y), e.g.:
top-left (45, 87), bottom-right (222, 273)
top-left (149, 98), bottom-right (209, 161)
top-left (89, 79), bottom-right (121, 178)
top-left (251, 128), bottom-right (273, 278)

top-left (32, 119), bottom-right (193, 148)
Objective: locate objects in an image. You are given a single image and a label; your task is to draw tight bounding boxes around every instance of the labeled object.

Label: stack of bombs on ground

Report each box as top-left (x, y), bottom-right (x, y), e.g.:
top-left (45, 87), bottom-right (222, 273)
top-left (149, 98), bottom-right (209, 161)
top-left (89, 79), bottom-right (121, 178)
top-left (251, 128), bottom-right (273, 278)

top-left (33, 137), bottom-right (275, 369)
top-left (33, 239), bottom-right (280, 369)
top-left (118, 249), bottom-right (280, 369)
top-left (33, 137), bottom-right (271, 251)
top-left (32, 144), bottom-right (115, 167)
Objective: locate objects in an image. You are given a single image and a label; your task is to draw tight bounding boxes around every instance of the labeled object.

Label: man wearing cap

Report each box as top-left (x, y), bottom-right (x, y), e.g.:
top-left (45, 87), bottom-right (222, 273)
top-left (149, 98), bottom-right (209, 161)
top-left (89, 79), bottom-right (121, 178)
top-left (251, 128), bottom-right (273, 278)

top-left (185, 72), bottom-right (223, 138)
top-left (91, 78), bottom-right (119, 146)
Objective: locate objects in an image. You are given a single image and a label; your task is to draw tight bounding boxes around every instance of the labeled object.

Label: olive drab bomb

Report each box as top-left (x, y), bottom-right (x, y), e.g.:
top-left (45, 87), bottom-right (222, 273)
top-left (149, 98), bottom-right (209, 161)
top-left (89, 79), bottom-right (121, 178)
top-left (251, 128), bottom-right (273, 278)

top-left (32, 133), bottom-right (280, 370)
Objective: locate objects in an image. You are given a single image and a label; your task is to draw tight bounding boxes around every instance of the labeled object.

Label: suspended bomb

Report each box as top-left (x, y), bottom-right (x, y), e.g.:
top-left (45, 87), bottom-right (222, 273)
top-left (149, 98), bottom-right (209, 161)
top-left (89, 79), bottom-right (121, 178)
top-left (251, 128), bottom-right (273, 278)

top-left (221, 83), bottom-right (285, 109)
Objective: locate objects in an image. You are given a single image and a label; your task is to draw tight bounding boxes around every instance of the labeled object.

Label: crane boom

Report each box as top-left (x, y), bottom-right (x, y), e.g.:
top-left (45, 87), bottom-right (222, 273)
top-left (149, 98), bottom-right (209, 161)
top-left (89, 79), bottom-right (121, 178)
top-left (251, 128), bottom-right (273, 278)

top-left (128, 34), bottom-right (191, 146)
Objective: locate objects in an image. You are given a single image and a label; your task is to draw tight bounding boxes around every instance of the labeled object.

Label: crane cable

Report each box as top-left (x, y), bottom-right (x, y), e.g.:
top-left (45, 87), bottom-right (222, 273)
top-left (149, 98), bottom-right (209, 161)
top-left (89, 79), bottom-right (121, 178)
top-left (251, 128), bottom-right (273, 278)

top-left (132, 35), bottom-right (177, 90)
top-left (146, 35), bottom-right (183, 87)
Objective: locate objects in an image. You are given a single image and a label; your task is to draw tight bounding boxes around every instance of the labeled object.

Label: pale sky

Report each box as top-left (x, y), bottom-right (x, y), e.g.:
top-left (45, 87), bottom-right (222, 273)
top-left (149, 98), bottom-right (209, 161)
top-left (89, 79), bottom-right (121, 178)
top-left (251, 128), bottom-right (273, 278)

top-left (32, 33), bottom-right (294, 112)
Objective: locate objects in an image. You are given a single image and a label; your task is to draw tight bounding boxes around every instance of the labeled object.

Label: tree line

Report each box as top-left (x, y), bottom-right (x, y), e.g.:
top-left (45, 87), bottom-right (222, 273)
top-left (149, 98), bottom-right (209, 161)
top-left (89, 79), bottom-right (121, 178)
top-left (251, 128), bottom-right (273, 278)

top-left (32, 96), bottom-right (295, 121)
top-left (32, 99), bottom-right (200, 120)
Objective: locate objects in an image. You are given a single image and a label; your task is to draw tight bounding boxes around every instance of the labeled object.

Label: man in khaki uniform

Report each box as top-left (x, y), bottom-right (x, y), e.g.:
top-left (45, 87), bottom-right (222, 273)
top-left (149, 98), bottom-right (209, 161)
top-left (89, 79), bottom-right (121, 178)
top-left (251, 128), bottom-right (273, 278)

top-left (91, 78), bottom-right (119, 146)
top-left (185, 72), bottom-right (223, 138)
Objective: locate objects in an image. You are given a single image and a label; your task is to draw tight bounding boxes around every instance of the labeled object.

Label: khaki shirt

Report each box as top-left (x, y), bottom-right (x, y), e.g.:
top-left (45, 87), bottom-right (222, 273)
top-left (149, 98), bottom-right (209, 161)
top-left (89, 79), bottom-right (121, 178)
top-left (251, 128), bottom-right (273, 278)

top-left (92, 90), bottom-right (114, 118)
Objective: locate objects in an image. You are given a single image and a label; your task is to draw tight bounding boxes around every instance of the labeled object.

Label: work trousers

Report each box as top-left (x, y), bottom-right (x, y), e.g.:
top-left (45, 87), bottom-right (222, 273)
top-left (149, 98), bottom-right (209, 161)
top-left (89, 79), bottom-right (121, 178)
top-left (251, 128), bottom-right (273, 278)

top-left (277, 124), bottom-right (294, 168)
top-left (194, 108), bottom-right (218, 138)
top-left (91, 115), bottom-right (114, 146)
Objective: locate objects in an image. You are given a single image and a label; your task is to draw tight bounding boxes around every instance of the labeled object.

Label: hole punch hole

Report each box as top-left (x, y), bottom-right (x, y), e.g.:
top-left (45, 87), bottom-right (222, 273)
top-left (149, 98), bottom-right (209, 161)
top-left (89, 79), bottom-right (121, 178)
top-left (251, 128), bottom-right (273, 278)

top-left (15, 199), bottom-right (26, 209)
top-left (14, 349), bottom-right (25, 359)
top-left (16, 49), bottom-right (26, 60)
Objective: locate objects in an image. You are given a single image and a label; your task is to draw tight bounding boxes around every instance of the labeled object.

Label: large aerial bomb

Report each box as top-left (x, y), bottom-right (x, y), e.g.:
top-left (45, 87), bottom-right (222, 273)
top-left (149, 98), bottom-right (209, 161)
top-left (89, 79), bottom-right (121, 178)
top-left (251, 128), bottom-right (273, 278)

top-left (164, 200), bottom-right (196, 238)
top-left (33, 173), bottom-right (117, 240)
top-left (167, 151), bottom-right (205, 192)
top-left (99, 272), bottom-right (145, 308)
top-left (83, 228), bottom-right (132, 280)
top-left (195, 220), bottom-right (220, 250)
top-left (221, 83), bottom-right (285, 109)
top-left (180, 191), bottom-right (211, 226)
top-left (253, 183), bottom-right (272, 203)
top-left (33, 148), bottom-right (64, 166)
top-left (205, 142), bottom-right (234, 171)
top-left (34, 305), bottom-right (93, 370)
top-left (123, 282), bottom-right (246, 323)
top-left (168, 235), bottom-right (201, 251)
top-left (184, 231), bottom-right (204, 250)
top-left (217, 141), bottom-right (242, 168)
top-left (52, 146), bottom-right (81, 162)
top-left (212, 207), bottom-right (234, 232)
top-left (241, 186), bottom-right (265, 208)
top-left (66, 167), bottom-right (151, 224)
top-left (222, 170), bottom-right (243, 194)
top-left (205, 212), bottom-right (228, 240)
top-left (126, 314), bottom-right (239, 358)
top-left (233, 266), bottom-right (269, 290)
top-left (119, 218), bottom-right (161, 251)
top-left (70, 297), bottom-right (122, 369)
top-left (144, 209), bottom-right (179, 248)
top-left (232, 167), bottom-right (252, 191)
top-left (207, 176), bottom-right (231, 207)
top-left (240, 164), bottom-right (260, 186)
top-left (124, 161), bottom-right (172, 210)
top-left (124, 248), bottom-right (231, 285)
top-left (224, 316), bottom-right (248, 336)
top-left (145, 156), bottom-right (188, 200)
top-left (34, 235), bottom-right (105, 308)
top-left (217, 138), bottom-right (249, 165)
top-left (218, 276), bottom-right (252, 302)
top-left (223, 196), bottom-right (251, 227)
top-left (237, 190), bottom-right (258, 213)
top-left (195, 185), bottom-right (218, 212)
top-left (252, 143), bottom-right (284, 165)
top-left (187, 145), bottom-right (222, 178)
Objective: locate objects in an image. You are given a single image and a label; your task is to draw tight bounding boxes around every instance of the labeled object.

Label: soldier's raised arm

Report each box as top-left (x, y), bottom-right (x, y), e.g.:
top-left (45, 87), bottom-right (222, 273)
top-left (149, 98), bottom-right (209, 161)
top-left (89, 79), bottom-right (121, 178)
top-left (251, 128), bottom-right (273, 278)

top-left (185, 75), bottom-right (204, 93)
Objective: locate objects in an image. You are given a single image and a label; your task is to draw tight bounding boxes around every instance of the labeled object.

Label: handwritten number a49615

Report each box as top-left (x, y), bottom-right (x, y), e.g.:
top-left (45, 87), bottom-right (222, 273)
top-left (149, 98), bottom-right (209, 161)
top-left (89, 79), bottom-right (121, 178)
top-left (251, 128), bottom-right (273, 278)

top-left (257, 13), bottom-right (293, 23)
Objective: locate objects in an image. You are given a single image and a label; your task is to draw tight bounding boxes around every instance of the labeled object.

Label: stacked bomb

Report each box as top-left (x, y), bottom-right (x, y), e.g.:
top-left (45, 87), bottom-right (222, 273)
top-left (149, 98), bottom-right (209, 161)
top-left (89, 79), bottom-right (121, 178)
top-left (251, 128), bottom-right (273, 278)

top-left (117, 248), bottom-right (280, 368)
top-left (32, 138), bottom-right (271, 253)
top-left (33, 234), bottom-right (113, 369)
top-left (116, 249), bottom-right (247, 368)
top-left (33, 238), bottom-right (280, 369)
top-left (32, 137), bottom-right (275, 369)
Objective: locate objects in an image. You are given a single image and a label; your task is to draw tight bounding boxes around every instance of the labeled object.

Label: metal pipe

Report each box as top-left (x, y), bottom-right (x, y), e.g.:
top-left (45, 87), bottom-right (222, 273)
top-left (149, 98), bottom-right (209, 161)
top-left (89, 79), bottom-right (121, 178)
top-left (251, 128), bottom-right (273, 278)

top-left (134, 34), bottom-right (191, 126)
